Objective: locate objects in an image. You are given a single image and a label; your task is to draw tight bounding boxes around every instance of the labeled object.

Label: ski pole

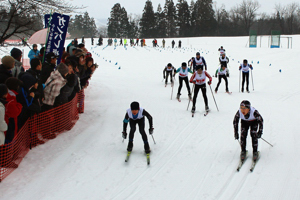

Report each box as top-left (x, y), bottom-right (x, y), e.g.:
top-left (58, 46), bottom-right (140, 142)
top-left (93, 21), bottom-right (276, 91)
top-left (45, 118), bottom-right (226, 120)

top-left (239, 70), bottom-right (241, 93)
top-left (251, 70), bottom-right (254, 91)
top-left (261, 137), bottom-right (273, 147)
top-left (187, 84), bottom-right (195, 110)
top-left (209, 84), bottom-right (219, 111)
top-left (151, 134), bottom-right (156, 144)
top-left (171, 83), bottom-right (174, 100)
top-left (237, 139), bottom-right (241, 147)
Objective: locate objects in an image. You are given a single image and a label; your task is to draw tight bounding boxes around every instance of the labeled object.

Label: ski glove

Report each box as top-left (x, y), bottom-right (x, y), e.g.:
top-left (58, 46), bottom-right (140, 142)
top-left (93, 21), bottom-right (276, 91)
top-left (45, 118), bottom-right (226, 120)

top-left (239, 66), bottom-right (242, 70)
top-left (149, 128), bottom-right (154, 135)
top-left (234, 132), bottom-right (239, 140)
top-left (256, 131), bottom-right (262, 138)
top-left (208, 81), bottom-right (211, 85)
top-left (164, 75), bottom-right (166, 78)
top-left (122, 131), bottom-right (127, 139)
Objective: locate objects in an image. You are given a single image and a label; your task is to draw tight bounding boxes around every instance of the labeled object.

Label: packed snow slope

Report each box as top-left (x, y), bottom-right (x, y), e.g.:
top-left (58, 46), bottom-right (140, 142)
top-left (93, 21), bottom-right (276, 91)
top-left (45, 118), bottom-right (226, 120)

top-left (1, 36), bottom-right (300, 200)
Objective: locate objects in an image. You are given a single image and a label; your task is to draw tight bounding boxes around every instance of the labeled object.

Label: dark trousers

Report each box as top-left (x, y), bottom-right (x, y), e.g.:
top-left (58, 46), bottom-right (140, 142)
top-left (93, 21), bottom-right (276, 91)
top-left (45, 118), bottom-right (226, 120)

top-left (165, 71), bottom-right (173, 84)
top-left (128, 118), bottom-right (148, 143)
top-left (192, 84), bottom-right (208, 107)
top-left (242, 72), bottom-right (249, 91)
top-left (240, 120), bottom-right (258, 153)
top-left (215, 75), bottom-right (228, 91)
top-left (177, 76), bottom-right (191, 95)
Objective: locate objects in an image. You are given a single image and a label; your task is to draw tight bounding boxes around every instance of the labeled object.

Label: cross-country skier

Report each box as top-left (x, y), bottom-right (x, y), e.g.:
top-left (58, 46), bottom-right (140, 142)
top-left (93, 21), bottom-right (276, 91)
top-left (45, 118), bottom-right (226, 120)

top-left (188, 57), bottom-right (195, 72)
top-left (219, 53), bottom-right (229, 68)
top-left (193, 52), bottom-right (207, 71)
top-left (218, 46), bottom-right (225, 56)
top-left (174, 62), bottom-right (193, 101)
top-left (233, 100), bottom-right (263, 161)
top-left (215, 64), bottom-right (230, 93)
top-left (122, 101), bottom-right (154, 154)
top-left (239, 59), bottom-right (253, 93)
top-left (163, 63), bottom-right (176, 86)
top-left (189, 65), bottom-right (212, 113)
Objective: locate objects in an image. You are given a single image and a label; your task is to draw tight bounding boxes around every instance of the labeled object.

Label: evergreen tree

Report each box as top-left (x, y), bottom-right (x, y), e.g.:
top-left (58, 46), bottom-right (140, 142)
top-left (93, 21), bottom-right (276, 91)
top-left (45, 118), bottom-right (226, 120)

top-left (155, 4), bottom-right (167, 38)
top-left (176, 0), bottom-right (191, 37)
top-left (107, 3), bottom-right (130, 38)
top-left (68, 12), bottom-right (98, 38)
top-left (164, 0), bottom-right (177, 37)
top-left (140, 0), bottom-right (156, 38)
top-left (191, 0), bottom-right (217, 36)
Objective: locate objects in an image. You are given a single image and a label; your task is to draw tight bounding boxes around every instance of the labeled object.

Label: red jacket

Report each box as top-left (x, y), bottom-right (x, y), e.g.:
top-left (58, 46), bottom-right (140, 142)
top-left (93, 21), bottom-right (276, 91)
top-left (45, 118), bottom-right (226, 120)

top-left (5, 90), bottom-right (22, 136)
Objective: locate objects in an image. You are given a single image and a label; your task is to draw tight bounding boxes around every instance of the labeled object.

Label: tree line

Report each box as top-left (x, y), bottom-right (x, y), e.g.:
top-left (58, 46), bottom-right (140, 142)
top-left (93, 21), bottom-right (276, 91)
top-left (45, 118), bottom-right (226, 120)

top-left (107, 0), bottom-right (300, 38)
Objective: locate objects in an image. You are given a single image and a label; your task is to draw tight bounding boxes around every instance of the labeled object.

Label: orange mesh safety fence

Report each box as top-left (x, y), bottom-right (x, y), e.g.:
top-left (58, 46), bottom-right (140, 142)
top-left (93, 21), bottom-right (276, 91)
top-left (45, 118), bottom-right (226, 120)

top-left (0, 90), bottom-right (85, 182)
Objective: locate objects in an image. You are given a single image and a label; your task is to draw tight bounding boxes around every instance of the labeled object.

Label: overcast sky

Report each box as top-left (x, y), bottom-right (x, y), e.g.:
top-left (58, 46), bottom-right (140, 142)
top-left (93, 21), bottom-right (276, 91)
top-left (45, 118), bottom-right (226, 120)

top-left (69, 0), bottom-right (298, 25)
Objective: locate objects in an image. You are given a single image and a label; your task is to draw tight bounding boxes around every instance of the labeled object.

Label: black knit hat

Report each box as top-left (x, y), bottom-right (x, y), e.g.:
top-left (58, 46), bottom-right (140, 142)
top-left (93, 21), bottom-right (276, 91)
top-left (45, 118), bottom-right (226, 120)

top-left (196, 65), bottom-right (203, 71)
top-left (0, 84), bottom-right (8, 98)
top-left (196, 52), bottom-right (200, 56)
top-left (130, 101), bottom-right (139, 110)
top-left (5, 77), bottom-right (23, 92)
top-left (10, 48), bottom-right (22, 59)
top-left (182, 62), bottom-right (187, 67)
top-left (243, 59), bottom-right (248, 64)
top-left (240, 100), bottom-right (251, 109)
top-left (167, 63), bottom-right (172, 67)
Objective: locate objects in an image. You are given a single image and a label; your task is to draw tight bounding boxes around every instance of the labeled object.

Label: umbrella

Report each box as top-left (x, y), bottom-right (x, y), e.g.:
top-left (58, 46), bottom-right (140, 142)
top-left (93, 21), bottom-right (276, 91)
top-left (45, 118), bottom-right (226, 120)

top-left (28, 28), bottom-right (71, 45)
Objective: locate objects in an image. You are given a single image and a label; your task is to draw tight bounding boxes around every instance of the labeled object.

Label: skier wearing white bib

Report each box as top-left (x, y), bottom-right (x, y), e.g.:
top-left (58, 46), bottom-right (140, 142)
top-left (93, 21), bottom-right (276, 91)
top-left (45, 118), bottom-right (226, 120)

top-left (189, 65), bottom-right (212, 113)
top-left (174, 62), bottom-right (193, 101)
top-left (239, 59), bottom-right (253, 93)
top-left (193, 52), bottom-right (207, 71)
top-left (215, 64), bottom-right (230, 93)
top-left (233, 100), bottom-right (263, 161)
top-left (163, 63), bottom-right (176, 86)
top-left (122, 102), bottom-right (154, 154)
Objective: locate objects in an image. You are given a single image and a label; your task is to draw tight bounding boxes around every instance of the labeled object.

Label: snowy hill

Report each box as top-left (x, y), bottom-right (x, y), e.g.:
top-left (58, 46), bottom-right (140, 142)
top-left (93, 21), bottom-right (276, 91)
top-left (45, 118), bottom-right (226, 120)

top-left (0, 35), bottom-right (300, 200)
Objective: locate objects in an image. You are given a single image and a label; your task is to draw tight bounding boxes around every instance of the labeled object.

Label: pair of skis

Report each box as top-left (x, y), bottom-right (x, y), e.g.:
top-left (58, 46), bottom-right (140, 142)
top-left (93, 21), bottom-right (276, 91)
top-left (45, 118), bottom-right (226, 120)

top-left (236, 151), bottom-right (260, 172)
top-left (125, 151), bottom-right (150, 165)
top-left (192, 110), bottom-right (209, 117)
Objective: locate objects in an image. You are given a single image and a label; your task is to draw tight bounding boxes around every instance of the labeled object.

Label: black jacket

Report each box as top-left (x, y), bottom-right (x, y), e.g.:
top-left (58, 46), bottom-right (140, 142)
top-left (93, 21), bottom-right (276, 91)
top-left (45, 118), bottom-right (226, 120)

top-left (0, 64), bottom-right (12, 84)
top-left (40, 62), bottom-right (56, 84)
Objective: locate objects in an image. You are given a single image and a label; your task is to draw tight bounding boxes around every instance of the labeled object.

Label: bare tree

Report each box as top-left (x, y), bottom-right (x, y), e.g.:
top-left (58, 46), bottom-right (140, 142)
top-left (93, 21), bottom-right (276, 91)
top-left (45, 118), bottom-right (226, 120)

top-left (0, 0), bottom-right (82, 44)
top-left (236, 0), bottom-right (260, 34)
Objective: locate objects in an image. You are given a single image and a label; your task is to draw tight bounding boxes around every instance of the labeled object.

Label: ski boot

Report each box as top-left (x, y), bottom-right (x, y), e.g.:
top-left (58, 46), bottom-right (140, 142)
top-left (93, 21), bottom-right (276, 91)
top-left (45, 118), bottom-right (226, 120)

top-left (171, 81), bottom-right (174, 87)
top-left (191, 106), bottom-right (195, 113)
top-left (188, 94), bottom-right (192, 101)
top-left (253, 151), bottom-right (259, 161)
top-left (205, 105), bottom-right (209, 112)
top-left (240, 151), bottom-right (246, 161)
top-left (215, 89), bottom-right (217, 94)
top-left (176, 93), bottom-right (180, 100)
top-left (241, 88), bottom-right (244, 93)
top-left (127, 141), bottom-right (133, 152)
top-left (144, 142), bottom-right (151, 154)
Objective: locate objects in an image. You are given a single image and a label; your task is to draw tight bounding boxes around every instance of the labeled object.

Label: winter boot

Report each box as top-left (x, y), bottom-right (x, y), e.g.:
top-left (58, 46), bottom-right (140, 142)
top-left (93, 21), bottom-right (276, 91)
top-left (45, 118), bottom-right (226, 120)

top-left (253, 151), bottom-right (259, 161)
top-left (240, 151), bottom-right (246, 161)
top-left (127, 141), bottom-right (133, 152)
top-left (144, 142), bottom-right (151, 154)
top-left (176, 93), bottom-right (180, 100)
top-left (191, 106), bottom-right (195, 113)
top-left (188, 94), bottom-right (192, 101)
top-left (205, 105), bottom-right (209, 112)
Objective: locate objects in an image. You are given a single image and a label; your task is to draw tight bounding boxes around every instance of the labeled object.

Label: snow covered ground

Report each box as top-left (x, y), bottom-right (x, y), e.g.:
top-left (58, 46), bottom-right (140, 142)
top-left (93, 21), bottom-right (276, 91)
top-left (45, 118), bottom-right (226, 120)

top-left (0, 35), bottom-right (300, 200)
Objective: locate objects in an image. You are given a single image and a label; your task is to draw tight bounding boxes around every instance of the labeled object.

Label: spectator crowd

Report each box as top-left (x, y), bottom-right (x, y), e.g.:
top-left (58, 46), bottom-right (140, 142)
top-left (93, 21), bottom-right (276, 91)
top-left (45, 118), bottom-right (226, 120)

top-left (0, 40), bottom-right (97, 168)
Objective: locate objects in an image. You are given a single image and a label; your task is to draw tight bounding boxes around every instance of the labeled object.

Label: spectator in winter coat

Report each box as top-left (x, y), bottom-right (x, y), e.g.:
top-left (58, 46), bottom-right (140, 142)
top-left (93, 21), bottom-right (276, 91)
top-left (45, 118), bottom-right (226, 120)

top-left (4, 78), bottom-right (23, 144)
top-left (38, 47), bottom-right (45, 61)
top-left (0, 84), bottom-right (8, 145)
top-left (74, 49), bottom-right (86, 79)
top-left (28, 44), bottom-right (40, 61)
top-left (42, 63), bottom-right (68, 111)
top-left (10, 48), bottom-right (24, 78)
top-left (40, 52), bottom-right (58, 84)
top-left (17, 72), bottom-right (41, 129)
top-left (54, 60), bottom-right (79, 106)
top-left (0, 56), bottom-right (14, 84)
top-left (66, 59), bottom-right (81, 101)
top-left (162, 39), bottom-right (165, 48)
top-left (172, 40), bottom-right (175, 48)
top-left (25, 58), bottom-right (44, 104)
